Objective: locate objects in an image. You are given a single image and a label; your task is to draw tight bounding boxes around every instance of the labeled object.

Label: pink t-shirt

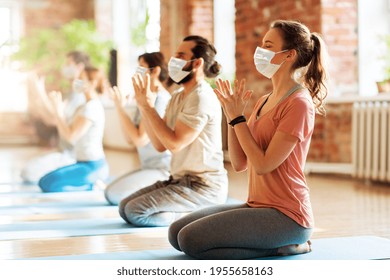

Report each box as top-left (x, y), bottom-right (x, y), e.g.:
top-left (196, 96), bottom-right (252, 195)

top-left (246, 89), bottom-right (315, 228)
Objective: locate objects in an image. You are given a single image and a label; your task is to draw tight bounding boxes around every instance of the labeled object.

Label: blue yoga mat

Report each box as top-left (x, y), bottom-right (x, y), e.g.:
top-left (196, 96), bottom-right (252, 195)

top-left (0, 196), bottom-right (241, 214)
top-left (0, 190), bottom-right (111, 218)
top-left (0, 218), bottom-right (167, 241)
top-left (25, 236), bottom-right (390, 260)
top-left (0, 188), bottom-right (106, 200)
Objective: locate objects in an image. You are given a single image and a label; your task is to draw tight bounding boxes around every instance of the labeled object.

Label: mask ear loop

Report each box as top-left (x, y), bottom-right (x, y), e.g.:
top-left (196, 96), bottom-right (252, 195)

top-left (241, 99), bottom-right (249, 115)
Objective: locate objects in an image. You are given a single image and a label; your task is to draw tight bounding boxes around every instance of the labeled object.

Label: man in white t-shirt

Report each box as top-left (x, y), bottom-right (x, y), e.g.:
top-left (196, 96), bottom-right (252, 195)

top-left (119, 35), bottom-right (228, 227)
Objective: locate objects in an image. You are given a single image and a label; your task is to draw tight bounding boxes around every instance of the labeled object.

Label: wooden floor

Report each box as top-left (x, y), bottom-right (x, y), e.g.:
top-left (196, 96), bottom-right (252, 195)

top-left (1, 144), bottom-right (390, 260)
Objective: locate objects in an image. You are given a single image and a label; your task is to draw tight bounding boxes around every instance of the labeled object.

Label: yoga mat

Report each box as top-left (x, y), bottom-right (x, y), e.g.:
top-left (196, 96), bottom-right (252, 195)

top-left (0, 203), bottom-right (114, 216)
top-left (0, 218), bottom-right (166, 241)
top-left (262, 236), bottom-right (390, 260)
top-left (25, 236), bottom-right (390, 260)
top-left (0, 195), bottom-right (242, 215)
top-left (0, 190), bottom-right (108, 208)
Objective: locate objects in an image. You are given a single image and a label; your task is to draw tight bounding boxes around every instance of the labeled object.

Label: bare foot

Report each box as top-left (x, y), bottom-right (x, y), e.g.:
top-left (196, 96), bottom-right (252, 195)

top-left (276, 240), bottom-right (312, 256)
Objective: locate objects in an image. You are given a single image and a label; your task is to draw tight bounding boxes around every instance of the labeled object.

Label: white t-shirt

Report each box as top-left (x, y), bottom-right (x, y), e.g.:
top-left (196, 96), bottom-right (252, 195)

top-left (73, 99), bottom-right (105, 161)
top-left (59, 92), bottom-right (86, 152)
top-left (164, 80), bottom-right (227, 187)
top-left (64, 92), bottom-right (86, 121)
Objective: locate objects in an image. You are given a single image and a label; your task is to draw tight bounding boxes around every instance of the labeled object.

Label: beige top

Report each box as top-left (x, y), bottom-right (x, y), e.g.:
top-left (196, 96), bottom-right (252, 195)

top-left (164, 80), bottom-right (227, 189)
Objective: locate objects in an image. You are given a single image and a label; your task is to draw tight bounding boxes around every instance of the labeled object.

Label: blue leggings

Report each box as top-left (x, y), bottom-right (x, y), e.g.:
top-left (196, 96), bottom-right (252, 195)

top-left (38, 159), bottom-right (109, 192)
top-left (169, 203), bottom-right (312, 259)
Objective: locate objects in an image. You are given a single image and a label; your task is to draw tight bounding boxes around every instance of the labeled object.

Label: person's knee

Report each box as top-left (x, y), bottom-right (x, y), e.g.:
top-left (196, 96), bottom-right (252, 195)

top-left (168, 221), bottom-right (183, 251)
top-left (177, 226), bottom-right (200, 257)
top-left (38, 174), bottom-right (57, 192)
top-left (104, 187), bottom-right (118, 205)
top-left (118, 198), bottom-right (130, 222)
top-left (123, 201), bottom-right (149, 227)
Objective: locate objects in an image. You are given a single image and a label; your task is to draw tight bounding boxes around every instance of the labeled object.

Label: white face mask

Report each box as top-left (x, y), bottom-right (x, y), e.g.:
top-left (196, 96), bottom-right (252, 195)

top-left (62, 65), bottom-right (78, 80)
top-left (135, 66), bottom-right (151, 77)
top-left (253, 47), bottom-right (288, 79)
top-left (72, 79), bottom-right (85, 93)
top-left (168, 57), bottom-right (193, 83)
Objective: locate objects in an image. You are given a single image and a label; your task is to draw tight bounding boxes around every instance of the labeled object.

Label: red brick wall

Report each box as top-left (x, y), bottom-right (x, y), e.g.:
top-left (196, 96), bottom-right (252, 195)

top-left (187, 0), bottom-right (214, 42)
top-left (23, 0), bottom-right (94, 34)
top-left (160, 0), bottom-right (214, 59)
top-left (310, 0), bottom-right (358, 163)
top-left (308, 103), bottom-right (352, 163)
top-left (322, 0), bottom-right (358, 96)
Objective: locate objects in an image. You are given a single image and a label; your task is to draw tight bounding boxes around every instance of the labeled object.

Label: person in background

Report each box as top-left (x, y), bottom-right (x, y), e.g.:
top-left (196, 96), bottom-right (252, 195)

top-left (168, 20), bottom-right (329, 259)
top-left (38, 66), bottom-right (109, 192)
top-left (21, 51), bottom-right (90, 184)
top-left (118, 35), bottom-right (228, 227)
top-left (104, 52), bottom-right (171, 205)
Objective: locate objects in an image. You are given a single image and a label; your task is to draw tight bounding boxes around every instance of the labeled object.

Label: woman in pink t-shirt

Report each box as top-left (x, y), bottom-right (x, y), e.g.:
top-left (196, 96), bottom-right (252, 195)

top-left (169, 20), bottom-right (329, 259)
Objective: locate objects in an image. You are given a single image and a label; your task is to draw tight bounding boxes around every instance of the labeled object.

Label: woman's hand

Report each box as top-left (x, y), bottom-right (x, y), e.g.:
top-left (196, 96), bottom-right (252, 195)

top-left (48, 91), bottom-right (65, 118)
top-left (214, 78), bottom-right (252, 122)
top-left (109, 86), bottom-right (129, 108)
top-left (132, 74), bottom-right (156, 109)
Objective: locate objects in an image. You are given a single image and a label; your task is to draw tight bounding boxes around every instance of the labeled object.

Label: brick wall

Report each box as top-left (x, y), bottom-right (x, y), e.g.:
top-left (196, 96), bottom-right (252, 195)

top-left (308, 103), bottom-right (352, 163)
top-left (187, 0), bottom-right (214, 42)
top-left (160, 0), bottom-right (214, 59)
top-left (23, 0), bottom-right (94, 34)
top-left (322, 0), bottom-right (358, 96)
top-left (310, 0), bottom-right (358, 163)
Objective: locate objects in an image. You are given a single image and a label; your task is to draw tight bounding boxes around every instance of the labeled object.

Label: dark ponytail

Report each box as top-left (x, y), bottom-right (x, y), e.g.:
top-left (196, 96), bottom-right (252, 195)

top-left (305, 33), bottom-right (328, 116)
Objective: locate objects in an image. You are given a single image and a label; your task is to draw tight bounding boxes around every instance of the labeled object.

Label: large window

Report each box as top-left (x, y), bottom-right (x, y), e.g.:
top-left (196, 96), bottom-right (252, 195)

top-left (358, 0), bottom-right (390, 96)
top-left (107, 0), bottom-right (160, 94)
top-left (214, 0), bottom-right (236, 81)
top-left (0, 0), bottom-right (23, 112)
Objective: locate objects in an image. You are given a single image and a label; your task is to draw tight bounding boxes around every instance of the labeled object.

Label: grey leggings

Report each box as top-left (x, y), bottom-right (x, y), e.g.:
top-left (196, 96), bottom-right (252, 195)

top-left (168, 203), bottom-right (312, 259)
top-left (119, 175), bottom-right (228, 227)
